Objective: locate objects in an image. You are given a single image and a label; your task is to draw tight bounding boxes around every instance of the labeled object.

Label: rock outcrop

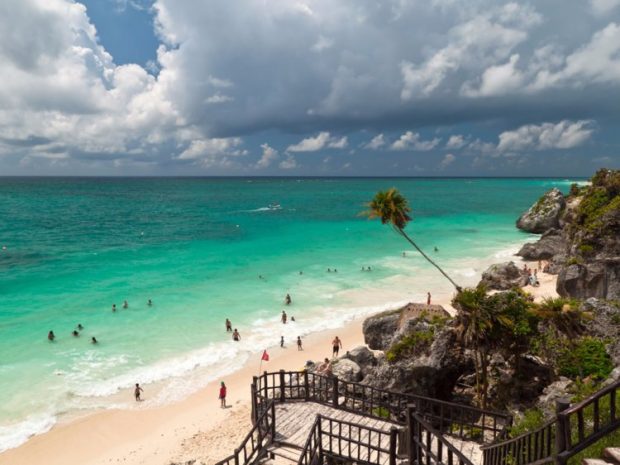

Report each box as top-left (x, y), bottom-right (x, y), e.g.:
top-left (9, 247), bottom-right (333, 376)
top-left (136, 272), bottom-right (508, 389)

top-left (581, 298), bottom-right (620, 365)
top-left (331, 358), bottom-right (362, 382)
top-left (479, 261), bottom-right (528, 290)
top-left (517, 229), bottom-right (566, 260)
top-left (516, 188), bottom-right (565, 233)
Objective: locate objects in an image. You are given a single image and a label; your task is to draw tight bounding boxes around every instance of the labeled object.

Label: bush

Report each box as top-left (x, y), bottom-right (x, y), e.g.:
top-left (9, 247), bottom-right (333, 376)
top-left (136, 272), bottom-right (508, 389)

top-left (386, 330), bottom-right (435, 362)
top-left (578, 244), bottom-right (594, 255)
top-left (509, 408), bottom-right (546, 438)
top-left (371, 406), bottom-right (391, 419)
top-left (557, 337), bottom-right (613, 380)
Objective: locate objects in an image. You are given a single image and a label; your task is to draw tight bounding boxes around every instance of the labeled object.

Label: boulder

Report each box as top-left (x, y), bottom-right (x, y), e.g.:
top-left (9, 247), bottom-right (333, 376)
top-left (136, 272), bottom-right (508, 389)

top-left (556, 262), bottom-right (620, 300)
top-left (536, 377), bottom-right (573, 417)
top-left (331, 358), bottom-right (362, 382)
top-left (479, 262), bottom-right (528, 290)
top-left (517, 229), bottom-right (566, 260)
top-left (363, 311), bottom-right (400, 350)
top-left (517, 188), bottom-right (566, 234)
top-left (343, 346), bottom-right (377, 370)
top-left (581, 298), bottom-right (620, 365)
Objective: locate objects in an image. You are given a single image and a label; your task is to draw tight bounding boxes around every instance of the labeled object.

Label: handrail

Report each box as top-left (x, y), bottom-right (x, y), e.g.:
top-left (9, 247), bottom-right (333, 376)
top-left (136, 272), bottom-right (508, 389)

top-left (255, 370), bottom-right (511, 441)
top-left (297, 414), bottom-right (401, 465)
top-left (409, 405), bottom-right (476, 465)
top-left (481, 419), bottom-right (556, 465)
top-left (214, 399), bottom-right (276, 465)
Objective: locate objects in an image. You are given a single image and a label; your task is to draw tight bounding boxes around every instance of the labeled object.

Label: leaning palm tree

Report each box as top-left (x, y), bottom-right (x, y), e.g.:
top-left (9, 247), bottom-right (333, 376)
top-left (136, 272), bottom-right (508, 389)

top-left (363, 188), bottom-right (462, 292)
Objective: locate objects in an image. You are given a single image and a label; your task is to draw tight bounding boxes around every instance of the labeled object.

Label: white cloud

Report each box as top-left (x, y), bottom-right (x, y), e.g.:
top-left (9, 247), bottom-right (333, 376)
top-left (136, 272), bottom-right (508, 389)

top-left (364, 134), bottom-right (386, 150)
top-left (440, 153), bottom-right (456, 168)
top-left (497, 120), bottom-right (595, 152)
top-left (446, 135), bottom-right (466, 149)
top-left (390, 131), bottom-right (440, 151)
top-left (462, 54), bottom-right (524, 97)
top-left (178, 137), bottom-right (246, 160)
top-left (205, 93), bottom-right (234, 104)
top-left (279, 154), bottom-right (297, 169)
top-left (590, 0), bottom-right (620, 16)
top-left (286, 132), bottom-right (347, 152)
top-left (311, 35), bottom-right (333, 52)
top-left (256, 143), bottom-right (279, 168)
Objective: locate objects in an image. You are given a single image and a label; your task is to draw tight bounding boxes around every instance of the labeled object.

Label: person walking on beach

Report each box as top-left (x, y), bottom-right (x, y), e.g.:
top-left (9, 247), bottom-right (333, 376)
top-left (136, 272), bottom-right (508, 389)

top-left (219, 382), bottom-right (227, 408)
top-left (48, 330), bottom-right (55, 341)
top-left (332, 336), bottom-right (342, 357)
top-left (427, 292), bottom-right (431, 305)
top-left (281, 310), bottom-right (287, 324)
top-left (297, 336), bottom-right (303, 351)
top-left (225, 318), bottom-right (232, 332)
top-left (134, 383), bottom-right (143, 401)
top-left (232, 329), bottom-right (241, 341)
top-left (280, 336), bottom-right (284, 348)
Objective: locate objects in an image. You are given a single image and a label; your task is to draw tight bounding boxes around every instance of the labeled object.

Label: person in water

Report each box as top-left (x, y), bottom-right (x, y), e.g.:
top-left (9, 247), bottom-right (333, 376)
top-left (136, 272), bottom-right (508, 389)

top-left (297, 336), bottom-right (303, 351)
top-left (91, 336), bottom-right (98, 344)
top-left (285, 293), bottom-right (292, 305)
top-left (123, 300), bottom-right (128, 309)
top-left (225, 318), bottom-right (232, 332)
top-left (280, 336), bottom-right (284, 348)
top-left (219, 382), bottom-right (227, 408)
top-left (332, 336), bottom-right (342, 357)
top-left (112, 304), bottom-right (117, 312)
top-left (147, 299), bottom-right (153, 306)
top-left (232, 329), bottom-right (241, 341)
top-left (72, 330), bottom-right (79, 337)
top-left (77, 324), bottom-right (84, 331)
top-left (281, 310), bottom-right (287, 324)
top-left (434, 246), bottom-right (439, 252)
top-left (134, 383), bottom-right (144, 401)
top-left (48, 330), bottom-right (55, 341)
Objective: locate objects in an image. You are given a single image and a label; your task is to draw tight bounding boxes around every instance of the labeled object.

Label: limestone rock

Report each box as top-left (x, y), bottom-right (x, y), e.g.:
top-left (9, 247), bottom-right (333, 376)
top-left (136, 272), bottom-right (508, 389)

top-left (556, 262), bottom-right (620, 300)
top-left (479, 261), bottom-right (528, 290)
top-left (581, 298), bottom-right (620, 365)
top-left (516, 188), bottom-right (566, 234)
top-left (363, 311), bottom-right (400, 350)
top-left (536, 377), bottom-right (573, 417)
top-left (343, 346), bottom-right (377, 370)
top-left (517, 229), bottom-right (566, 260)
top-left (331, 358), bottom-right (362, 382)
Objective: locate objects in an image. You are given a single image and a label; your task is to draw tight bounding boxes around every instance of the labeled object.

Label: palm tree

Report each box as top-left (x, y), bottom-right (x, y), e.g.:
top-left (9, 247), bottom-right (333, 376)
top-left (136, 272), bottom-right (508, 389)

top-left (364, 188), bottom-right (462, 292)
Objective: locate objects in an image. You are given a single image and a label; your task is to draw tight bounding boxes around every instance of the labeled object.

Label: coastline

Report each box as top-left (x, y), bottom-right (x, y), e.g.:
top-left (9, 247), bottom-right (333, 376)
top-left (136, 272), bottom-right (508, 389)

top-left (0, 250), bottom-right (556, 465)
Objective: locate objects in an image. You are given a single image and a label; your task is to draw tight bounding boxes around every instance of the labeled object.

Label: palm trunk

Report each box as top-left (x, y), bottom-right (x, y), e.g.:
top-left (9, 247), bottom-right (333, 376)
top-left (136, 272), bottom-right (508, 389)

top-left (396, 227), bottom-right (462, 292)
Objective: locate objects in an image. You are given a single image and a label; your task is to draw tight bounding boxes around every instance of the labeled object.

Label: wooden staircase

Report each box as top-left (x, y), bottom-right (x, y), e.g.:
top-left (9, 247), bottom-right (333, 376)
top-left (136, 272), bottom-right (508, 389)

top-left (583, 448), bottom-right (620, 465)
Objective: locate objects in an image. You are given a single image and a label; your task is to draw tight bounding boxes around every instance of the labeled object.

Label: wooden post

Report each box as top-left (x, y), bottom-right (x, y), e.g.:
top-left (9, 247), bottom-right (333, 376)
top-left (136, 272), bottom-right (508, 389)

top-left (279, 370), bottom-right (286, 402)
top-left (332, 377), bottom-right (339, 408)
top-left (263, 371), bottom-right (268, 400)
top-left (317, 415), bottom-right (323, 455)
top-left (304, 370), bottom-right (309, 401)
top-left (251, 379), bottom-right (257, 424)
top-left (407, 404), bottom-right (416, 465)
top-left (555, 398), bottom-right (570, 465)
top-left (389, 427), bottom-right (399, 465)
top-left (234, 448), bottom-right (240, 465)
top-left (271, 401), bottom-right (276, 440)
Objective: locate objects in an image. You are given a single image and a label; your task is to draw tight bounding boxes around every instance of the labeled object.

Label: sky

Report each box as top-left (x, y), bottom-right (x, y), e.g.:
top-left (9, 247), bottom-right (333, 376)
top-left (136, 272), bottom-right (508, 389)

top-left (0, 0), bottom-right (619, 176)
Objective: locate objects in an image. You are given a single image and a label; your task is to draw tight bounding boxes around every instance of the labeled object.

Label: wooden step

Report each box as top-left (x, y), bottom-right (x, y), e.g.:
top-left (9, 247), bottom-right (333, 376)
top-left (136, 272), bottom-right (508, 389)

top-left (582, 459), bottom-right (616, 465)
top-left (604, 448), bottom-right (620, 465)
top-left (266, 444), bottom-right (301, 463)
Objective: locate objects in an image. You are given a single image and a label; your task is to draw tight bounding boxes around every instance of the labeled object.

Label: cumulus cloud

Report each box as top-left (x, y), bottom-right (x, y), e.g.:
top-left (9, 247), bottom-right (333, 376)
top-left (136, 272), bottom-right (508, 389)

top-left (390, 131), bottom-right (440, 151)
top-left (440, 153), bottom-right (456, 168)
top-left (287, 132), bottom-right (347, 152)
top-left (446, 135), bottom-right (467, 149)
top-left (256, 143), bottom-right (279, 168)
top-left (590, 0), bottom-right (620, 16)
top-left (177, 137), bottom-right (247, 165)
top-left (497, 120), bottom-right (595, 152)
top-left (364, 134), bottom-right (386, 150)
top-left (279, 154), bottom-right (297, 169)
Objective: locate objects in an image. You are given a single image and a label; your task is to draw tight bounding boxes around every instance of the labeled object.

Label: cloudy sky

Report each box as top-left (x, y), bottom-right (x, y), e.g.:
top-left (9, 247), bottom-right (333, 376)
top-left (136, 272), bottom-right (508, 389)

top-left (1, 0), bottom-right (619, 176)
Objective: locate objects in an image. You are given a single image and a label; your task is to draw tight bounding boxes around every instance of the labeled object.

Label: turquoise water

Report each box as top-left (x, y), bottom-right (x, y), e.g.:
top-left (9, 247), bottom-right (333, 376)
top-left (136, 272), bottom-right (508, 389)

top-left (0, 177), bottom-right (579, 450)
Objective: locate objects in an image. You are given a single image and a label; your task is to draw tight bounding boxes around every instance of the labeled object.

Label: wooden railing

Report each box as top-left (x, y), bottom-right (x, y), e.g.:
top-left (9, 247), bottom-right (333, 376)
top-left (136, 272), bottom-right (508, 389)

top-left (482, 379), bottom-right (620, 465)
top-left (214, 400), bottom-right (276, 465)
top-left (297, 414), bottom-right (401, 465)
top-left (253, 370), bottom-right (512, 442)
top-left (408, 404), bottom-right (476, 465)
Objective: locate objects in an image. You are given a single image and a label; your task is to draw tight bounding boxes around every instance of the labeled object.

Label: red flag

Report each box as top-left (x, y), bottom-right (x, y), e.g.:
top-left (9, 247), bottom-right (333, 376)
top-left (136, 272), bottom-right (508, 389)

top-left (261, 350), bottom-right (269, 362)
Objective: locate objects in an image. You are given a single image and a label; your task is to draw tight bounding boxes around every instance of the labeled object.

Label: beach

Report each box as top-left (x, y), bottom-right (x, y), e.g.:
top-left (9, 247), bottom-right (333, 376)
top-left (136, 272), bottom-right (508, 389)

top-left (0, 259), bottom-right (557, 465)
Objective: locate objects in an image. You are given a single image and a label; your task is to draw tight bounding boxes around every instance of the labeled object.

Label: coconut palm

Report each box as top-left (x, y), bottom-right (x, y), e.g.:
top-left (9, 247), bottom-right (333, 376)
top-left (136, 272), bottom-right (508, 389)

top-left (364, 188), bottom-right (462, 292)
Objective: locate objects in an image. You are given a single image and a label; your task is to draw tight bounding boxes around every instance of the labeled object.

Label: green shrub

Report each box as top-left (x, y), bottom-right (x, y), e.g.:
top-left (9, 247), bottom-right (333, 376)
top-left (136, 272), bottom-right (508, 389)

top-left (578, 244), bottom-right (594, 255)
top-left (557, 337), bottom-right (613, 380)
top-left (566, 257), bottom-right (583, 266)
top-left (371, 406), bottom-right (390, 419)
top-left (509, 408), bottom-right (546, 438)
top-left (450, 424), bottom-right (483, 440)
top-left (386, 330), bottom-right (434, 362)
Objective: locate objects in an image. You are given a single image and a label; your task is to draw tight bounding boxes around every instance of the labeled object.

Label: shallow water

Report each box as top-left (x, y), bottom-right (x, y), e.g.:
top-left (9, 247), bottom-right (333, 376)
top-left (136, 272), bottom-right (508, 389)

top-left (0, 177), bottom-right (581, 450)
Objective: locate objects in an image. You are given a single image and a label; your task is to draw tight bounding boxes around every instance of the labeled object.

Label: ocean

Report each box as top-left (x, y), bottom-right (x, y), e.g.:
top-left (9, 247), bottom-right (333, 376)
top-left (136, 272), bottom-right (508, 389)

top-left (0, 177), bottom-right (581, 451)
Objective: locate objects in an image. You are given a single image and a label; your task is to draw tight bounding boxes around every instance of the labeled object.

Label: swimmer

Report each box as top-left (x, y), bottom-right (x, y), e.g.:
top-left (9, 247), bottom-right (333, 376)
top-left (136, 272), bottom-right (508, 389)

top-left (232, 329), bottom-right (241, 341)
top-left (91, 336), bottom-right (98, 344)
top-left (258, 275), bottom-right (264, 280)
top-left (327, 268), bottom-right (331, 273)
top-left (72, 330), bottom-right (79, 337)
top-left (434, 246), bottom-right (439, 252)
top-left (134, 383), bottom-right (144, 401)
top-left (77, 324), bottom-right (84, 331)
top-left (225, 318), bottom-right (232, 332)
top-left (147, 299), bottom-right (152, 306)
top-left (299, 271), bottom-right (303, 275)
top-left (402, 252), bottom-right (406, 257)
top-left (123, 300), bottom-right (128, 309)
top-left (334, 269), bottom-right (337, 273)
top-left (48, 330), bottom-right (55, 342)
top-left (281, 310), bottom-right (287, 324)
top-left (285, 293), bottom-right (292, 305)
top-left (112, 304), bottom-right (117, 312)
top-left (368, 266), bottom-right (372, 271)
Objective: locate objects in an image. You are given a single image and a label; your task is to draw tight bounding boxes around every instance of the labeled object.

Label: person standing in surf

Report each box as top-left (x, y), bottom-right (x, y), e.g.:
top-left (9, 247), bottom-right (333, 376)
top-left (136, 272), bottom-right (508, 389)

top-left (281, 310), bottom-right (287, 324)
top-left (134, 383), bottom-right (143, 401)
top-left (225, 318), bottom-right (232, 332)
